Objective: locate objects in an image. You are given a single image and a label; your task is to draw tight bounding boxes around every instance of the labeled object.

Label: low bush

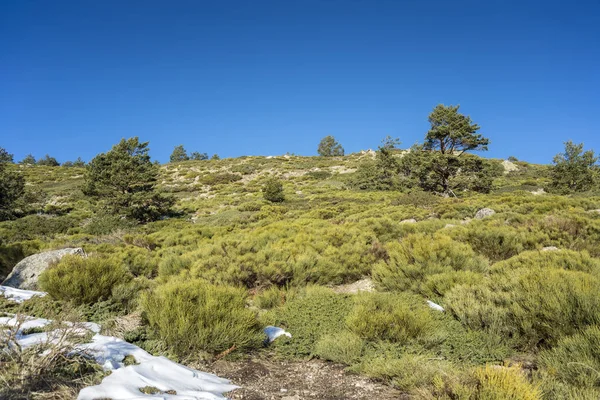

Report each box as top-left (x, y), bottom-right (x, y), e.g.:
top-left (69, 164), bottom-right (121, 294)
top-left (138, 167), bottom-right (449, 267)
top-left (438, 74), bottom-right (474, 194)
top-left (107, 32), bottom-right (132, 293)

top-left (346, 292), bottom-right (434, 343)
top-left (472, 364), bottom-right (542, 400)
top-left (39, 255), bottom-right (130, 305)
top-left (262, 178), bottom-right (285, 203)
top-left (141, 278), bottom-right (263, 357)
top-left (314, 330), bottom-right (364, 365)
top-left (490, 249), bottom-right (600, 276)
top-left (373, 233), bottom-right (487, 293)
top-left (539, 325), bottom-right (600, 388)
top-left (253, 286), bottom-right (286, 309)
top-left (447, 268), bottom-right (600, 349)
top-left (264, 286), bottom-right (353, 357)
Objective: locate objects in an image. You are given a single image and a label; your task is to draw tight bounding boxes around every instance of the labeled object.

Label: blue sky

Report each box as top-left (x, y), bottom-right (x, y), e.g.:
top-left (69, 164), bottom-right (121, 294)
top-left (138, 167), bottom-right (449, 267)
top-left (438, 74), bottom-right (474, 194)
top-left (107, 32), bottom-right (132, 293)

top-left (1, 0), bottom-right (599, 164)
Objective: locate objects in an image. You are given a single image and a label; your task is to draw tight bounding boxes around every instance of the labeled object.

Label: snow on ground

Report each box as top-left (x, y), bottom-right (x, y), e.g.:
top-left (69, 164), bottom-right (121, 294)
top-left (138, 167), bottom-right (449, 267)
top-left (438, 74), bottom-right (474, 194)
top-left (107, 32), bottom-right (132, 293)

top-left (0, 285), bottom-right (46, 303)
top-left (1, 286), bottom-right (264, 399)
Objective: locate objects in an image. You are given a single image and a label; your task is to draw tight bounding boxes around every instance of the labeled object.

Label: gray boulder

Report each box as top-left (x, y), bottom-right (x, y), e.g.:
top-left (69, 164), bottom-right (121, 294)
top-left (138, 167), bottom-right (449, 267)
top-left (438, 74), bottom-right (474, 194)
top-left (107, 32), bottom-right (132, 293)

top-left (2, 248), bottom-right (86, 290)
top-left (474, 208), bottom-right (496, 220)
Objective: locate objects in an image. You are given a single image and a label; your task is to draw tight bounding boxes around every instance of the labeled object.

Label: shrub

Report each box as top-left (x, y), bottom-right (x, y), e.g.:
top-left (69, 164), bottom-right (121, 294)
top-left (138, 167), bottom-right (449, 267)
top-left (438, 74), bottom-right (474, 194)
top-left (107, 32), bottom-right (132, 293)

top-left (157, 255), bottom-right (191, 277)
top-left (254, 286), bottom-right (286, 309)
top-left (422, 270), bottom-right (484, 299)
top-left (262, 178), bottom-right (285, 202)
top-left (472, 364), bottom-right (542, 400)
top-left (539, 325), bottom-right (600, 388)
top-left (346, 292), bottom-right (433, 343)
top-left (372, 233), bottom-right (487, 293)
top-left (446, 269), bottom-right (600, 349)
top-left (314, 331), bottom-right (364, 365)
top-left (141, 279), bottom-right (263, 356)
top-left (490, 249), bottom-right (600, 276)
top-left (264, 286), bottom-right (353, 357)
top-left (39, 255), bottom-right (130, 305)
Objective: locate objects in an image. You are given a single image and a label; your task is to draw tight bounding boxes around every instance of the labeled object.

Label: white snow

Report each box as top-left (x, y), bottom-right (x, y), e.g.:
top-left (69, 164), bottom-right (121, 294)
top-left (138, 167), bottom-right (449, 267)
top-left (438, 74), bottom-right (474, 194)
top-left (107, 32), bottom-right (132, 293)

top-left (264, 326), bottom-right (292, 342)
top-left (1, 286), bottom-right (238, 399)
top-left (426, 300), bottom-right (445, 312)
top-left (78, 335), bottom-right (238, 400)
top-left (0, 285), bottom-right (46, 303)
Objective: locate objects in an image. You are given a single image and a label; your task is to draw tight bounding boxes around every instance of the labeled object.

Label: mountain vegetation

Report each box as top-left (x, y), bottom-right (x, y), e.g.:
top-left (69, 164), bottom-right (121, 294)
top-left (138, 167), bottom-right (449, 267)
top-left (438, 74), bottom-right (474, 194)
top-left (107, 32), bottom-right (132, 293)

top-left (2, 105), bottom-right (600, 398)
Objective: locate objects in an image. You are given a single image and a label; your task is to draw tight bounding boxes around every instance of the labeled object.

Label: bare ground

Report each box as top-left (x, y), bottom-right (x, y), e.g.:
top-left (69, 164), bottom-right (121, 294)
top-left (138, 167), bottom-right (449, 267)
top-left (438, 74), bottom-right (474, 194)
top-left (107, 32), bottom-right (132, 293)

top-left (201, 358), bottom-right (403, 400)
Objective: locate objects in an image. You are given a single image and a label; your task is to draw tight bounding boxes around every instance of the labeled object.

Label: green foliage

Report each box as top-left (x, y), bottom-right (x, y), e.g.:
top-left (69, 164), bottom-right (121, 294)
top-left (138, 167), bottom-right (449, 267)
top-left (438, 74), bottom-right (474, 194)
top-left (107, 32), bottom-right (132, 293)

top-left (39, 255), bottom-right (130, 305)
top-left (83, 137), bottom-right (174, 222)
top-left (317, 135), bottom-right (344, 157)
top-left (447, 268), bottom-right (600, 349)
top-left (539, 325), bottom-right (600, 388)
top-left (190, 151), bottom-right (208, 160)
top-left (141, 278), bottom-right (263, 356)
top-left (424, 104), bottom-right (489, 154)
top-left (373, 233), bottom-right (487, 293)
top-left (346, 292), bottom-right (434, 343)
top-left (314, 331), bottom-right (364, 365)
top-left (472, 364), bottom-right (542, 400)
top-left (253, 286), bottom-right (286, 309)
top-left (549, 141), bottom-right (597, 194)
top-left (0, 148), bottom-right (25, 220)
top-left (169, 145), bottom-right (189, 162)
top-left (262, 177), bottom-right (285, 202)
top-left (37, 154), bottom-right (60, 166)
top-left (264, 286), bottom-right (353, 357)
top-left (20, 154), bottom-right (36, 165)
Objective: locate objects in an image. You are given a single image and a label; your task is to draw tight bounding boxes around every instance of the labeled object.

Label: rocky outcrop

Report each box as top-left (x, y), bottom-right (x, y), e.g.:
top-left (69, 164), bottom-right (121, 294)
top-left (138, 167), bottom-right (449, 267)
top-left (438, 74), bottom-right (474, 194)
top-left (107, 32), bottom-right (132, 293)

top-left (474, 208), bottom-right (496, 219)
top-left (2, 248), bottom-right (85, 290)
top-left (502, 160), bottom-right (519, 174)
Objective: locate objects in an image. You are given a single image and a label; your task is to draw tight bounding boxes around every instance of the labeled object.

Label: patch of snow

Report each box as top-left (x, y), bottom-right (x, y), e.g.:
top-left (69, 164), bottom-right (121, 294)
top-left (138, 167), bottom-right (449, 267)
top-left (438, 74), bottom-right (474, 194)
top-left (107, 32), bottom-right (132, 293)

top-left (0, 285), bottom-right (46, 303)
top-left (78, 335), bottom-right (238, 399)
top-left (264, 326), bottom-right (292, 343)
top-left (426, 300), bottom-right (445, 312)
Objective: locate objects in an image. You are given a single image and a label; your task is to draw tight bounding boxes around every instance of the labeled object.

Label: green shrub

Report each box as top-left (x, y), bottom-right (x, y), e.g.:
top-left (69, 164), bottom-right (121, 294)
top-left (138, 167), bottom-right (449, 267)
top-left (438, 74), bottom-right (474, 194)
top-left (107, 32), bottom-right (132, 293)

top-left (373, 233), bottom-right (487, 293)
top-left (254, 286), bottom-right (286, 309)
top-left (264, 286), bottom-right (353, 357)
top-left (262, 178), bottom-right (285, 203)
top-left (83, 213), bottom-right (135, 235)
top-left (422, 270), bottom-right (484, 299)
top-left (447, 268), bottom-right (600, 349)
top-left (490, 249), bottom-right (600, 276)
top-left (200, 173), bottom-right (242, 186)
top-left (158, 255), bottom-right (191, 277)
top-left (314, 331), bottom-right (364, 365)
top-left (346, 292), bottom-right (433, 343)
top-left (39, 255), bottom-right (130, 305)
top-left (472, 364), bottom-right (542, 400)
top-left (141, 278), bottom-right (263, 356)
top-left (539, 325), bottom-right (600, 388)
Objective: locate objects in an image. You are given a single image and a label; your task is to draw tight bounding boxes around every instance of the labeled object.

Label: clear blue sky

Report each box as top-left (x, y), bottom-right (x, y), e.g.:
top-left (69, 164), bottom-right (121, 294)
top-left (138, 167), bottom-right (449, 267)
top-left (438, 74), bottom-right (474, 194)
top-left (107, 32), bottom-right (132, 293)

top-left (1, 0), bottom-right (599, 164)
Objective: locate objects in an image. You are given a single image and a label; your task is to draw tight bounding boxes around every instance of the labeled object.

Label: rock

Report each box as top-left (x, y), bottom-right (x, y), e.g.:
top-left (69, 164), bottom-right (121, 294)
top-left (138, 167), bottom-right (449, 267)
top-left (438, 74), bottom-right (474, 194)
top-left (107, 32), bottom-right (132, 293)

top-left (444, 224), bottom-right (457, 229)
top-left (461, 218), bottom-right (472, 225)
top-left (400, 218), bottom-right (417, 224)
top-left (542, 246), bottom-right (559, 252)
top-left (474, 208), bottom-right (496, 219)
top-left (332, 278), bottom-right (375, 294)
top-left (502, 160), bottom-right (519, 174)
top-left (530, 188), bottom-right (546, 196)
top-left (2, 248), bottom-right (86, 290)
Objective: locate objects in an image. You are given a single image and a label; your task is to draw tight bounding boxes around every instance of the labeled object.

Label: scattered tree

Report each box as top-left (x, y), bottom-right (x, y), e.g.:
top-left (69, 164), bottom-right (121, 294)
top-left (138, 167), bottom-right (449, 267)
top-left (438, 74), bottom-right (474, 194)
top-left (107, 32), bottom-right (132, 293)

top-left (424, 104), bottom-right (488, 155)
top-left (20, 154), bottom-right (36, 165)
top-left (190, 151), bottom-right (208, 160)
top-left (169, 145), bottom-right (189, 163)
top-left (211, 154), bottom-right (220, 160)
top-left (549, 141), bottom-right (598, 194)
top-left (73, 157), bottom-right (86, 167)
top-left (83, 137), bottom-right (174, 223)
top-left (0, 147), bottom-right (25, 220)
top-left (318, 136), bottom-right (345, 157)
top-left (262, 177), bottom-right (285, 202)
top-left (37, 154), bottom-right (60, 166)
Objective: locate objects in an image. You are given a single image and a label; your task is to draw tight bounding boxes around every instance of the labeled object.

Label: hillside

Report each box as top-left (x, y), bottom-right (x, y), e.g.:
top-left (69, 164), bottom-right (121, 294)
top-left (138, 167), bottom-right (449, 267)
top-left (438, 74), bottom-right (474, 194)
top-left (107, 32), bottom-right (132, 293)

top-left (2, 152), bottom-right (600, 399)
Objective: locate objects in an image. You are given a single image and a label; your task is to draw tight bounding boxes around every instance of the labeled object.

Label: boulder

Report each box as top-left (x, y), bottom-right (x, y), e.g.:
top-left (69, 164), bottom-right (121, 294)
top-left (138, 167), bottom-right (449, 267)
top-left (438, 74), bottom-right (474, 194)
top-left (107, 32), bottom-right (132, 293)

top-left (474, 208), bottom-right (496, 220)
top-left (400, 218), bottom-right (417, 224)
top-left (501, 160), bottom-right (519, 174)
top-left (2, 248), bottom-right (86, 290)
top-left (542, 246), bottom-right (559, 252)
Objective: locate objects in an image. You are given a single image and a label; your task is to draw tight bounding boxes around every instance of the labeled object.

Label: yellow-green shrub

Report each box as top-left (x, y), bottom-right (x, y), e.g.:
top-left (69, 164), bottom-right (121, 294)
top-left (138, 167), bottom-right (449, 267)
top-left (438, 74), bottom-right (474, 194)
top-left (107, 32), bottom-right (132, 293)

top-left (314, 331), bottom-right (364, 365)
top-left (346, 292), bottom-right (433, 343)
top-left (373, 233), bottom-right (487, 293)
top-left (141, 278), bottom-right (263, 356)
top-left (39, 255), bottom-right (129, 305)
top-left (539, 325), bottom-right (600, 388)
top-left (447, 269), bottom-right (600, 348)
top-left (490, 249), bottom-right (600, 275)
top-left (472, 364), bottom-right (541, 400)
